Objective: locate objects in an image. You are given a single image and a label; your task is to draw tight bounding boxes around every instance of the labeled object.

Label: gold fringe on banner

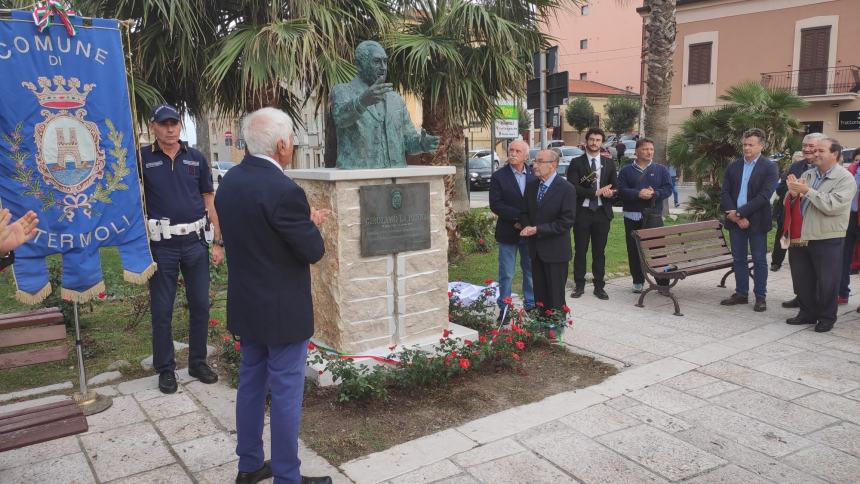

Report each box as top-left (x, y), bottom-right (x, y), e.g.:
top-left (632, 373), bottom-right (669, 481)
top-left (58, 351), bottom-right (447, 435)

top-left (15, 282), bottom-right (52, 304)
top-left (123, 262), bottom-right (157, 284)
top-left (60, 281), bottom-right (106, 304)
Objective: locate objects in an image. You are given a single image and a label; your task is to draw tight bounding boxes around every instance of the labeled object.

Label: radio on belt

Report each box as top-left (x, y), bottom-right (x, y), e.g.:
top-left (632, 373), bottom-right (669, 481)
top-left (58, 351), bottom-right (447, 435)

top-left (203, 211), bottom-right (214, 244)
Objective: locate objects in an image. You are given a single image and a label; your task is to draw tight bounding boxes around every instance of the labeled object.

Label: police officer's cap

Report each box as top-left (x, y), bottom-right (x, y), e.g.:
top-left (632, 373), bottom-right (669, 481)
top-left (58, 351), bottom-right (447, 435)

top-left (151, 104), bottom-right (181, 123)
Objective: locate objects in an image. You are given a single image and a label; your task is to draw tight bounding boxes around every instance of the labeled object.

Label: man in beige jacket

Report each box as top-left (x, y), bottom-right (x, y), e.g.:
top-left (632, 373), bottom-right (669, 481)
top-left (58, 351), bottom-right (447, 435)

top-left (785, 137), bottom-right (856, 332)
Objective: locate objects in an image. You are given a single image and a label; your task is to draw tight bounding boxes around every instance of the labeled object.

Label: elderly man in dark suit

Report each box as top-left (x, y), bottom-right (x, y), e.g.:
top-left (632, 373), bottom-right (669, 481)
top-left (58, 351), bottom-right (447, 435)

top-left (489, 139), bottom-right (536, 319)
top-left (719, 128), bottom-right (779, 312)
top-left (567, 127), bottom-right (617, 300)
top-left (215, 108), bottom-right (332, 484)
top-left (520, 149), bottom-right (577, 310)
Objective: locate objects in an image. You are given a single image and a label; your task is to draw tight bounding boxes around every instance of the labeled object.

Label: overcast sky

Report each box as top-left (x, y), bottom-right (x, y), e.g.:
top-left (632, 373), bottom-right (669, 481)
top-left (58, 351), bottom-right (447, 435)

top-left (182, 113), bottom-right (197, 146)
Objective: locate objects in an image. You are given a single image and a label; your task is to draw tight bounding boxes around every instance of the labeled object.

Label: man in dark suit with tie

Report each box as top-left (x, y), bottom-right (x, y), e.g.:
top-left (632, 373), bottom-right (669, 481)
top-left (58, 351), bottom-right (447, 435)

top-left (215, 108), bottom-right (332, 484)
top-left (719, 128), bottom-right (779, 312)
top-left (567, 127), bottom-right (617, 300)
top-left (520, 149), bottom-right (577, 310)
top-left (489, 140), bottom-right (536, 319)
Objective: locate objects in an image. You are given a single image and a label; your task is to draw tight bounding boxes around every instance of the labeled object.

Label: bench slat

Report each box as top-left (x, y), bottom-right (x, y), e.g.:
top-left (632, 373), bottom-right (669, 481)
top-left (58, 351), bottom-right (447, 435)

top-left (0, 325), bottom-right (67, 348)
top-left (0, 345), bottom-right (69, 370)
top-left (0, 416), bottom-right (88, 452)
top-left (635, 220), bottom-right (722, 239)
top-left (645, 246), bottom-right (734, 266)
top-left (0, 400), bottom-right (76, 421)
top-left (673, 255), bottom-right (736, 272)
top-left (0, 307), bottom-right (61, 322)
top-left (0, 310), bottom-right (64, 331)
top-left (638, 229), bottom-right (726, 249)
top-left (0, 404), bottom-right (82, 434)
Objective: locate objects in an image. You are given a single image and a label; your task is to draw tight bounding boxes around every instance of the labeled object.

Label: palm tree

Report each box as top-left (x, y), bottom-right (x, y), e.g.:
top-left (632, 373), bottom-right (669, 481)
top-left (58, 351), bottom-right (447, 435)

top-left (640, 0), bottom-right (677, 168)
top-left (385, 0), bottom-right (566, 253)
top-left (720, 81), bottom-right (808, 156)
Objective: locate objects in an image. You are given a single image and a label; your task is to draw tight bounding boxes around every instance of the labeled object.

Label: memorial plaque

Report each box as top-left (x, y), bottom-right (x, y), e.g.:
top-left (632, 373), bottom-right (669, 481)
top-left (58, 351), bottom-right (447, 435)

top-left (360, 183), bottom-right (431, 256)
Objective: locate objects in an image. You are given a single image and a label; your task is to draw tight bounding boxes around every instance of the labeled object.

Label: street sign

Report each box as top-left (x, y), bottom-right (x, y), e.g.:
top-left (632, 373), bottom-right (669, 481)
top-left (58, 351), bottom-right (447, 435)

top-left (497, 103), bottom-right (518, 120)
top-left (546, 46), bottom-right (558, 75)
top-left (546, 71), bottom-right (569, 107)
top-left (838, 110), bottom-right (860, 131)
top-left (527, 78), bottom-right (540, 109)
top-left (494, 119), bottom-right (519, 138)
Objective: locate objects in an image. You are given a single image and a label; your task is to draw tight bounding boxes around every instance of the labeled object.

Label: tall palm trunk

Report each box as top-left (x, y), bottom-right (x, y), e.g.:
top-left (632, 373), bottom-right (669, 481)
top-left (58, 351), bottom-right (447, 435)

top-left (420, 97), bottom-right (467, 256)
top-left (642, 0), bottom-right (676, 167)
top-left (195, 112), bottom-right (212, 163)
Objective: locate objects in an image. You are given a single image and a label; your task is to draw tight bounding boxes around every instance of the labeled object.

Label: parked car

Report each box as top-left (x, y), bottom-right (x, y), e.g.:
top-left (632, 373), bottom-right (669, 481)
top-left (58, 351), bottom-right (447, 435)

top-left (467, 157), bottom-right (493, 190)
top-left (468, 149), bottom-right (501, 169)
top-left (528, 148), bottom-right (539, 164)
top-left (556, 162), bottom-right (570, 177)
top-left (547, 140), bottom-right (565, 149)
top-left (211, 161), bottom-right (236, 183)
top-left (606, 140), bottom-right (637, 160)
top-left (842, 147), bottom-right (858, 163)
top-left (558, 146), bottom-right (585, 163)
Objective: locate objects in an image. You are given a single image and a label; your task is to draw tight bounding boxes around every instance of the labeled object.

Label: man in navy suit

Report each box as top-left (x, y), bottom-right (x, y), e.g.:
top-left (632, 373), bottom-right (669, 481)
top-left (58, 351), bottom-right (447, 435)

top-left (215, 108), bottom-right (332, 484)
top-left (520, 149), bottom-right (577, 310)
top-left (719, 128), bottom-right (779, 312)
top-left (489, 139), bottom-right (536, 318)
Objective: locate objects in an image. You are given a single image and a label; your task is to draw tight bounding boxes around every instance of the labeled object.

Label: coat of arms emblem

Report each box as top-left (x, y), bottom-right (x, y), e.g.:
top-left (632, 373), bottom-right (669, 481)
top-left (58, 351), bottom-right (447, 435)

top-left (13, 75), bottom-right (128, 221)
top-left (391, 190), bottom-right (403, 210)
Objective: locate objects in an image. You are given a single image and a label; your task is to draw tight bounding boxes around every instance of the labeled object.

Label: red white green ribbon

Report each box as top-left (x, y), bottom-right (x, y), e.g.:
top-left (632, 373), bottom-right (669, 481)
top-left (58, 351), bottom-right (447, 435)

top-left (308, 342), bottom-right (400, 365)
top-left (32, 1), bottom-right (77, 37)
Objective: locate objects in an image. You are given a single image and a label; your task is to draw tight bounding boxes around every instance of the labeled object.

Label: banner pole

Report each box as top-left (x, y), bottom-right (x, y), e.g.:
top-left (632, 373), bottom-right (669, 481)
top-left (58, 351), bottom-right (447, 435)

top-left (72, 301), bottom-right (113, 415)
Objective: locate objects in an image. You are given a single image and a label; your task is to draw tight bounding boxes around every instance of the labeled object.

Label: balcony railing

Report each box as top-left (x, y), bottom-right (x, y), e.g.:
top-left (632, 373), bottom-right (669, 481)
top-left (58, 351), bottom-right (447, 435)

top-left (760, 65), bottom-right (860, 97)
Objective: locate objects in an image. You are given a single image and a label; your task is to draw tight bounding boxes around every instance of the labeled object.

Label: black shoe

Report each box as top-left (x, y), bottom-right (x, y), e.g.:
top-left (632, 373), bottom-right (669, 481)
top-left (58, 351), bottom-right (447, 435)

top-left (570, 287), bottom-right (584, 298)
top-left (158, 370), bottom-right (177, 394)
top-left (785, 316), bottom-right (815, 325)
top-left (302, 477), bottom-right (333, 484)
top-left (754, 297), bottom-right (766, 312)
top-left (782, 297), bottom-right (800, 308)
top-left (236, 461), bottom-right (272, 484)
top-left (770, 263), bottom-right (781, 272)
top-left (814, 321), bottom-right (835, 333)
top-left (593, 288), bottom-right (609, 300)
top-left (720, 293), bottom-right (748, 306)
top-left (189, 363), bottom-right (218, 384)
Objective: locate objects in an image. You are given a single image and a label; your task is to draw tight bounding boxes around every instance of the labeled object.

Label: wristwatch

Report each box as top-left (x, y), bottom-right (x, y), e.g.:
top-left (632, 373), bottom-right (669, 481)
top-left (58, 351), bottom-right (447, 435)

top-left (0, 250), bottom-right (14, 269)
top-left (212, 239), bottom-right (224, 247)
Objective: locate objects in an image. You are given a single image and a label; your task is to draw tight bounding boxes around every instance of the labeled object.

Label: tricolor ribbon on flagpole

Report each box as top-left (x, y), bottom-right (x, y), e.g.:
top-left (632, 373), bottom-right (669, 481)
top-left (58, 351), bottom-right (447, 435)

top-left (32, 1), bottom-right (77, 37)
top-left (308, 342), bottom-right (400, 365)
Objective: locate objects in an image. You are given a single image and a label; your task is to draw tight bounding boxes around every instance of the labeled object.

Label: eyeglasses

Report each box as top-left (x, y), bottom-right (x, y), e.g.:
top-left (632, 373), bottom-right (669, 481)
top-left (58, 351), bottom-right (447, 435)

top-left (533, 159), bottom-right (554, 164)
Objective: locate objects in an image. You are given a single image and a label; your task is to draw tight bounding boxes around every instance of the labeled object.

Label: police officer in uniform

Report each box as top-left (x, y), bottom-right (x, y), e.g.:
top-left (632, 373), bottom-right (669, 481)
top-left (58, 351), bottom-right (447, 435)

top-left (141, 104), bottom-right (223, 394)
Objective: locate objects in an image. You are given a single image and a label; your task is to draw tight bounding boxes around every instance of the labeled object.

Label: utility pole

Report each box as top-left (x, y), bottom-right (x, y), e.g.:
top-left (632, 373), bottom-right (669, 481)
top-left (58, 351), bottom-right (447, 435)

top-left (539, 51), bottom-right (547, 149)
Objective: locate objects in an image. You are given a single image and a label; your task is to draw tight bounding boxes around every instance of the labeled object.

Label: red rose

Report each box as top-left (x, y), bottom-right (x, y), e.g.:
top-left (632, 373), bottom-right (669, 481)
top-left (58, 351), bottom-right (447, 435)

top-left (490, 329), bottom-right (500, 336)
top-left (484, 278), bottom-right (494, 284)
top-left (548, 329), bottom-right (556, 339)
top-left (233, 341), bottom-right (241, 351)
top-left (221, 335), bottom-right (230, 343)
top-left (536, 301), bottom-right (544, 308)
top-left (208, 319), bottom-right (219, 327)
top-left (511, 323), bottom-right (522, 334)
top-left (479, 335), bottom-right (488, 343)
top-left (464, 339), bottom-right (473, 347)
top-left (515, 340), bottom-right (525, 350)
top-left (502, 296), bottom-right (512, 305)
top-left (307, 342), bottom-right (316, 350)
top-left (448, 291), bottom-right (453, 298)
top-left (512, 353), bottom-right (521, 361)
top-left (562, 304), bottom-right (571, 313)
top-left (442, 329), bottom-right (451, 338)
top-left (545, 309), bottom-right (554, 316)
top-left (459, 359), bottom-right (471, 370)
top-left (505, 336), bottom-right (513, 343)
top-left (472, 350), bottom-right (481, 356)
top-left (97, 292), bottom-right (107, 300)
top-left (450, 351), bottom-right (458, 358)
top-left (478, 239), bottom-right (486, 245)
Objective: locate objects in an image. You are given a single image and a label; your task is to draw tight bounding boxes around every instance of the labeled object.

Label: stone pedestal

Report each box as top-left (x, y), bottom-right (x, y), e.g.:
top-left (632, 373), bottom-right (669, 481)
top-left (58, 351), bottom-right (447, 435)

top-left (289, 166), bottom-right (476, 360)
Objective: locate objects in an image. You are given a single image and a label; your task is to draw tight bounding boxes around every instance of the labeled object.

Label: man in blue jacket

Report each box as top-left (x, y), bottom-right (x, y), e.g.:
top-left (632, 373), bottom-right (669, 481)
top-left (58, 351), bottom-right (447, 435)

top-left (719, 128), bottom-right (779, 312)
top-left (617, 138), bottom-right (673, 293)
top-left (489, 139), bottom-right (536, 319)
top-left (216, 108), bottom-right (332, 484)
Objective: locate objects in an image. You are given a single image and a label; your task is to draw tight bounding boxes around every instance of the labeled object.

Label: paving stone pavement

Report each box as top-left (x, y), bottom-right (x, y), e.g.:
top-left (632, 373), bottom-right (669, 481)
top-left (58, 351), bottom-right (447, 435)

top-left (2, 267), bottom-right (859, 483)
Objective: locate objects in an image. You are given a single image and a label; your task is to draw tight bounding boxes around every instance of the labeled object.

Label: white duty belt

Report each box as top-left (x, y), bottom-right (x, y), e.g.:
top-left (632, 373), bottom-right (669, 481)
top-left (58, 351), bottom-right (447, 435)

top-left (147, 217), bottom-right (206, 241)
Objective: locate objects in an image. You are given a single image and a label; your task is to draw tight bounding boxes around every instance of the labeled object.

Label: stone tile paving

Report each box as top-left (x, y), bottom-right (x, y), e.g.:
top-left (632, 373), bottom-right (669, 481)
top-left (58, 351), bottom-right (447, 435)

top-left (1, 267), bottom-right (859, 483)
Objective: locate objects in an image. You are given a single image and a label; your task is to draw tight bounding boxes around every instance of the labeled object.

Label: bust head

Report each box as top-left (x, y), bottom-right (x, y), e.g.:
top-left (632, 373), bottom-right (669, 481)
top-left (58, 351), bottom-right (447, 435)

top-left (355, 40), bottom-right (388, 86)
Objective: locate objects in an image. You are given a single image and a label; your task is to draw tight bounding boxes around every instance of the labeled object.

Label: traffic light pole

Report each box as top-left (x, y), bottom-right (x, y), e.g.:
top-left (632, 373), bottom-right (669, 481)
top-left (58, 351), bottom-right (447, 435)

top-left (539, 52), bottom-right (547, 149)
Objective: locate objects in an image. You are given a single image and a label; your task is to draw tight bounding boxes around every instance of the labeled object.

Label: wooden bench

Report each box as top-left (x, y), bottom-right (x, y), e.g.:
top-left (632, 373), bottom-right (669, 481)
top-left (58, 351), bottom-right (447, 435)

top-left (0, 308), bottom-right (88, 452)
top-left (632, 220), bottom-right (754, 316)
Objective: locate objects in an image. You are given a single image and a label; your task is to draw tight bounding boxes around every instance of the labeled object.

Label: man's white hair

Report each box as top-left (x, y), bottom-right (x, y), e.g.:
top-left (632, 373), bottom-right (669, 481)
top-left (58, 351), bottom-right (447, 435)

top-left (242, 107), bottom-right (294, 156)
top-left (803, 132), bottom-right (826, 143)
top-left (509, 139), bottom-right (529, 152)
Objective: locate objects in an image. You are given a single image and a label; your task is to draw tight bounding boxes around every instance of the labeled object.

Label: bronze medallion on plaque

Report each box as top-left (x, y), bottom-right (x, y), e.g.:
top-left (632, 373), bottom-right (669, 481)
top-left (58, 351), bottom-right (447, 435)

top-left (360, 183), bottom-right (431, 256)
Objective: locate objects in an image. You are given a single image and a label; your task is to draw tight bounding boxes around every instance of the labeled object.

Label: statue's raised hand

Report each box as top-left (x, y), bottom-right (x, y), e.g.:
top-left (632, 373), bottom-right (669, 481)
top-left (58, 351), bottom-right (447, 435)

top-left (359, 80), bottom-right (393, 107)
top-left (421, 130), bottom-right (440, 152)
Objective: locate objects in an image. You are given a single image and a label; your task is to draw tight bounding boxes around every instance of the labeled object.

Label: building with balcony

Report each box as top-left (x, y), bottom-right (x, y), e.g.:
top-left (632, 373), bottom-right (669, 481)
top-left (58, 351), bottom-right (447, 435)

top-left (659, 0), bottom-right (860, 149)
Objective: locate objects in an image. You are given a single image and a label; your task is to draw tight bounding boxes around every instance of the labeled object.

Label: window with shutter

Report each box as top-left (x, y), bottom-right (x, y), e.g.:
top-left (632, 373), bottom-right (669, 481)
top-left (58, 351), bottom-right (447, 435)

top-left (688, 42), bottom-right (712, 85)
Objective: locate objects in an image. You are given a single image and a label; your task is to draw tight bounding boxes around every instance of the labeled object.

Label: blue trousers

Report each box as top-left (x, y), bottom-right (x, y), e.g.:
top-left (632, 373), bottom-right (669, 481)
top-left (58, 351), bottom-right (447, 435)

top-left (236, 339), bottom-right (309, 484)
top-left (497, 240), bottom-right (535, 310)
top-left (728, 228), bottom-right (768, 298)
top-left (149, 236), bottom-right (210, 373)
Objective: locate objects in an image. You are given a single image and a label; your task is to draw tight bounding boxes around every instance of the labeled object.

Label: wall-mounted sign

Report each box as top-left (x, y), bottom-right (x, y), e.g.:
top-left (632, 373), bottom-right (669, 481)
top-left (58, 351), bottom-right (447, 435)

top-left (838, 111), bottom-right (860, 131)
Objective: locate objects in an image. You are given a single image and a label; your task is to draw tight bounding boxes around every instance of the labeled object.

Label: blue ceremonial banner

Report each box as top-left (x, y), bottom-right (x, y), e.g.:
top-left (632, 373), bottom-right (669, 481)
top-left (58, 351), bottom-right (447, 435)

top-left (0, 10), bottom-right (154, 303)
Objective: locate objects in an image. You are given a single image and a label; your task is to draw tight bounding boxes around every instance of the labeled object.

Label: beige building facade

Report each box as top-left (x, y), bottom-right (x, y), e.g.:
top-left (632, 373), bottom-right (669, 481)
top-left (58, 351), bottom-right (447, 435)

top-left (665, 0), bottom-right (860, 148)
